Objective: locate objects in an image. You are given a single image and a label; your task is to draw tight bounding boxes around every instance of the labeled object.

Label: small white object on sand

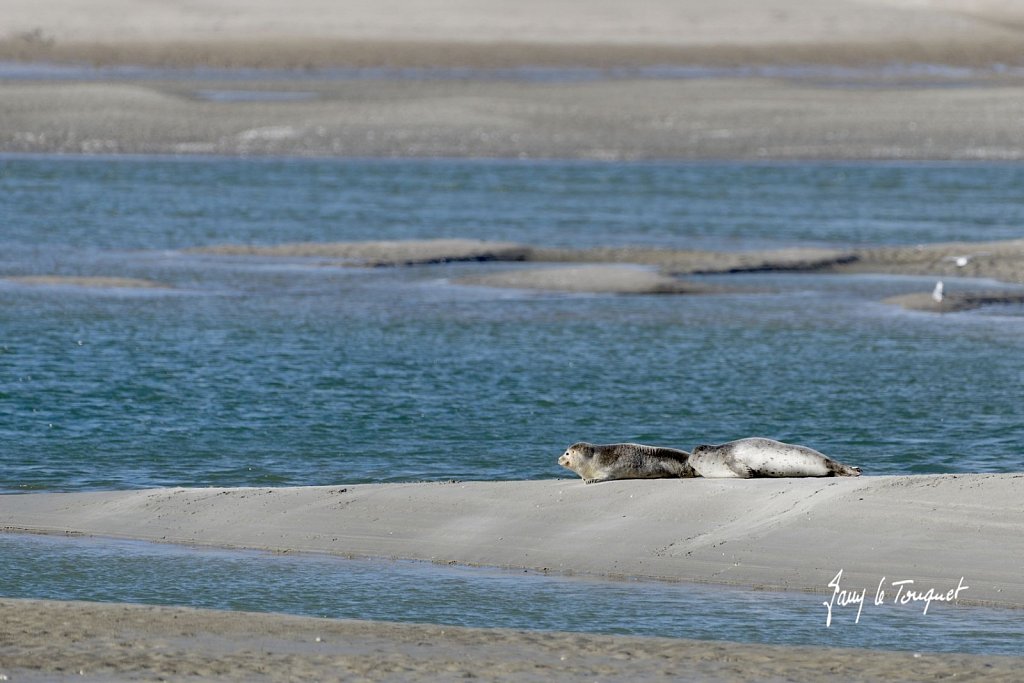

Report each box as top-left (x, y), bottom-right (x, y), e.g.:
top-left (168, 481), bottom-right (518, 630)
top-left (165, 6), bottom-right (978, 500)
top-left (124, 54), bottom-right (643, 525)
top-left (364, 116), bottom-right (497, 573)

top-left (932, 280), bottom-right (944, 302)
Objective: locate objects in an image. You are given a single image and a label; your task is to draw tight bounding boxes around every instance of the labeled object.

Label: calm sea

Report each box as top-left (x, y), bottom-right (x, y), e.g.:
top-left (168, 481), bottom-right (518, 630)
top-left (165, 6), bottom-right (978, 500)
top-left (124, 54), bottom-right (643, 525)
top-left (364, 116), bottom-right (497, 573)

top-left (2, 156), bottom-right (1022, 654)
top-left (3, 156), bottom-right (1023, 491)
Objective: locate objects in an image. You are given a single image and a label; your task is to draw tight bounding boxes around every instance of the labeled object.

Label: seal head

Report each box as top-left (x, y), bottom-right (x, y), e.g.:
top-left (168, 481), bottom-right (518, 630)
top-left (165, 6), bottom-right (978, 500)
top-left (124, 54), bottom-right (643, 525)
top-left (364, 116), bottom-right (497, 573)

top-left (559, 441), bottom-right (696, 484)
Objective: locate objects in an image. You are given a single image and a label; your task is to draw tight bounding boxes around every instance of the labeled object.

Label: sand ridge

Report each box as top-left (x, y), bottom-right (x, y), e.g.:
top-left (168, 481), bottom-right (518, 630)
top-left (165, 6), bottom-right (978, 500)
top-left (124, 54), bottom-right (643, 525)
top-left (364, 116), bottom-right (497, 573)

top-left (2, 474), bottom-right (1022, 607)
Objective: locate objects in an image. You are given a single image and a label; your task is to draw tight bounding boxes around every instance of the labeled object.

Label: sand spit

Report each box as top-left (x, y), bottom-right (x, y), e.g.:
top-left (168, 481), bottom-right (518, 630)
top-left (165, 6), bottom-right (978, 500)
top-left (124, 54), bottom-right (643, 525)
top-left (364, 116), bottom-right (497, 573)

top-left (2, 599), bottom-right (1021, 683)
top-left (530, 246), bottom-right (860, 275)
top-left (2, 475), bottom-right (1022, 607)
top-left (836, 239), bottom-right (1024, 284)
top-left (457, 265), bottom-right (717, 295)
top-left (3, 275), bottom-right (169, 289)
top-left (193, 239), bottom-right (532, 267)
top-left (883, 290), bottom-right (1024, 313)
top-left (190, 238), bottom-right (1024, 294)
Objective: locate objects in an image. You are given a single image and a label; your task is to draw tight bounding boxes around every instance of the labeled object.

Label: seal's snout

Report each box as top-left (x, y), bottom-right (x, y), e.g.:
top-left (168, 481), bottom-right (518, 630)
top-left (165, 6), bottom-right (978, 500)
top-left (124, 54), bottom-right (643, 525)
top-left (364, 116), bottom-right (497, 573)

top-left (558, 454), bottom-right (569, 467)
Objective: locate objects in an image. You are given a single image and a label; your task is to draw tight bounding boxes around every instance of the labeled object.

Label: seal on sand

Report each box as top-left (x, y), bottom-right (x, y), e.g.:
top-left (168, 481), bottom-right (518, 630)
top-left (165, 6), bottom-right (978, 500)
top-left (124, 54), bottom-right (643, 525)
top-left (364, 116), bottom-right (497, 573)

top-left (689, 437), bottom-right (861, 478)
top-left (558, 442), bottom-right (696, 484)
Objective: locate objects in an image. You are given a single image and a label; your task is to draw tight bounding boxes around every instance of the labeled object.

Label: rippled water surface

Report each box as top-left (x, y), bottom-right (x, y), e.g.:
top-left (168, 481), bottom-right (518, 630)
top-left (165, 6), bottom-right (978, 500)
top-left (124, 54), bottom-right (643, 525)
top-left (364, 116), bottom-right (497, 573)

top-left (4, 533), bottom-right (1020, 656)
top-left (3, 157), bottom-right (1024, 491)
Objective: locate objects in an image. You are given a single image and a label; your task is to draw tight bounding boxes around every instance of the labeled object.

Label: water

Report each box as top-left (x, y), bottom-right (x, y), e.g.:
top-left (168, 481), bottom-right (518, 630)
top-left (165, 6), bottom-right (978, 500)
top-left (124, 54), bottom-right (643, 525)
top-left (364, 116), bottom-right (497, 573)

top-left (4, 533), bottom-right (1020, 656)
top-left (2, 156), bottom-right (1023, 654)
top-left (2, 157), bottom-right (1024, 491)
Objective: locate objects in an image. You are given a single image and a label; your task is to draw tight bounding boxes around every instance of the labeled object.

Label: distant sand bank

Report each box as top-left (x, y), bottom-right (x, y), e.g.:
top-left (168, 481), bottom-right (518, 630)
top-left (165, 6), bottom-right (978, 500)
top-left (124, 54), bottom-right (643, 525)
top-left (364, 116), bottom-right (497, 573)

top-left (6, 0), bottom-right (1024, 160)
top-left (189, 239), bottom-right (1024, 301)
top-left (6, 77), bottom-right (1024, 160)
top-left (3, 598), bottom-right (1021, 682)
top-left (4, 0), bottom-right (1024, 69)
top-left (2, 475), bottom-right (1022, 607)
top-left (457, 265), bottom-right (715, 295)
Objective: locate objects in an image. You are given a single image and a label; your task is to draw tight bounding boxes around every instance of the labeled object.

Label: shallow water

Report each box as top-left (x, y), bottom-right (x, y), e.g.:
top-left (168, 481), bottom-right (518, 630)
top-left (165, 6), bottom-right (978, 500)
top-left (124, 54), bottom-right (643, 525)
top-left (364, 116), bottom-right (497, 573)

top-left (2, 157), bottom-right (1024, 491)
top-left (3, 533), bottom-right (1018, 656)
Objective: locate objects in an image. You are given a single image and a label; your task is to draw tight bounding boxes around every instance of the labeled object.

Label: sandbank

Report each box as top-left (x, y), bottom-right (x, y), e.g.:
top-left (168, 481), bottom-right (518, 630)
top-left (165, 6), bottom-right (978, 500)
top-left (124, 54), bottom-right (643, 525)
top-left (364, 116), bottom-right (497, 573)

top-left (457, 265), bottom-right (710, 295)
top-left (884, 290), bottom-right (1024, 313)
top-left (6, 0), bottom-right (1024, 160)
top-left (2, 474), bottom-right (1022, 607)
top-left (7, 77), bottom-right (1024, 160)
top-left (4, 0), bottom-right (1024, 68)
top-left (189, 238), bottom-right (1024, 295)
top-left (3, 598), bottom-right (1021, 682)
top-left (194, 239), bottom-right (530, 266)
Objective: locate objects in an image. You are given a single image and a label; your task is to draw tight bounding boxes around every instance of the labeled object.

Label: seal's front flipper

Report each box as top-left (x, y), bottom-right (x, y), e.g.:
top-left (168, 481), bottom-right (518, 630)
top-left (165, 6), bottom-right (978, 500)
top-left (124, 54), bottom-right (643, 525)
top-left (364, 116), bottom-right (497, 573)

top-left (725, 454), bottom-right (755, 478)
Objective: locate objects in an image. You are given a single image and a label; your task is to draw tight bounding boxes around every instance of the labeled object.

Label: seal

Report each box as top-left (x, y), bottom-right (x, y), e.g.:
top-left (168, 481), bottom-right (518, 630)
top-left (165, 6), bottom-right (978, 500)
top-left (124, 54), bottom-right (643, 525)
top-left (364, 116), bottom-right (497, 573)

top-left (558, 442), bottom-right (696, 484)
top-left (689, 437), bottom-right (861, 478)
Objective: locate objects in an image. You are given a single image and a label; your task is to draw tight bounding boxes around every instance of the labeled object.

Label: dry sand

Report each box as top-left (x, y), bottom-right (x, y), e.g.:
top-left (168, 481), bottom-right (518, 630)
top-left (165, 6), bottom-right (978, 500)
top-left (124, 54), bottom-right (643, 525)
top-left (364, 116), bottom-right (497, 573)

top-left (2, 475), bottom-right (1022, 607)
top-left (3, 598), bottom-right (1021, 683)
top-left (5, 1), bottom-right (1024, 159)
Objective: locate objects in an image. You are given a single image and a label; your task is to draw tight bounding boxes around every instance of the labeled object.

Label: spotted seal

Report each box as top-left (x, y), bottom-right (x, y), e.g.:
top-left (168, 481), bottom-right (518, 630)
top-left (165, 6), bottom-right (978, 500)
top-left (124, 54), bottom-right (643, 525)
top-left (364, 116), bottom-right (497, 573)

top-left (689, 437), bottom-right (861, 478)
top-left (558, 442), bottom-right (697, 484)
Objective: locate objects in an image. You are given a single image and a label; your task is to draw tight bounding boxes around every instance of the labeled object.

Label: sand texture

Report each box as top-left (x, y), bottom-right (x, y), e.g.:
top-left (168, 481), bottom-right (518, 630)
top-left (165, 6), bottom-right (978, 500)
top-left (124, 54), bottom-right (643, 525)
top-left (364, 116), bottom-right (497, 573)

top-left (883, 290), bottom-right (1024, 313)
top-left (2, 475), bottom-right (1022, 607)
top-left (194, 239), bottom-right (532, 266)
top-left (6, 0), bottom-right (1024, 159)
top-left (4, 0), bottom-right (1024, 67)
top-left (188, 238), bottom-right (1024, 296)
top-left (456, 265), bottom-right (716, 294)
top-left (6, 77), bottom-right (1024, 160)
top-left (2, 598), bottom-right (1021, 682)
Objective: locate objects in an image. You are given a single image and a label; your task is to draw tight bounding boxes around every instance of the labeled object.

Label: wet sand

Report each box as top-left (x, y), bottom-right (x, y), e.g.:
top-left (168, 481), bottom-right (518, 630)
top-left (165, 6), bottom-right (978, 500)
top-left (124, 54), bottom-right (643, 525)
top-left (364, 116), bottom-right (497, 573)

top-left (2, 476), bottom-right (1023, 678)
top-left (3, 598), bottom-right (1021, 682)
top-left (7, 77), bottom-right (1024, 160)
top-left (5, 1), bottom-right (1024, 159)
top-left (190, 238), bottom-right (1024, 305)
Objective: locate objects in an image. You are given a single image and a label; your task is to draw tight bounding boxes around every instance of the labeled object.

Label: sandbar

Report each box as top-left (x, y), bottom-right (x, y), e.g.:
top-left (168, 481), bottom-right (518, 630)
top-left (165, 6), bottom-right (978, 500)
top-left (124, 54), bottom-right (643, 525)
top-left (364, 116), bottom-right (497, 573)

top-left (459, 265), bottom-right (712, 294)
top-left (2, 475), bottom-right (1022, 607)
top-left (5, 1), bottom-right (1024, 159)
top-left (193, 239), bottom-right (530, 266)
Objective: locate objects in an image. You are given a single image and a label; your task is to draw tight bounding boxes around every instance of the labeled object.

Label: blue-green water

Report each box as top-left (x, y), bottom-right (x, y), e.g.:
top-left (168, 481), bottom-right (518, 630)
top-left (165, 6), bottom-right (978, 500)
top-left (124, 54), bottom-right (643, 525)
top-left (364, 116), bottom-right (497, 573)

top-left (4, 533), bottom-right (1021, 656)
top-left (2, 156), bottom-right (1023, 655)
top-left (2, 157), bottom-right (1024, 491)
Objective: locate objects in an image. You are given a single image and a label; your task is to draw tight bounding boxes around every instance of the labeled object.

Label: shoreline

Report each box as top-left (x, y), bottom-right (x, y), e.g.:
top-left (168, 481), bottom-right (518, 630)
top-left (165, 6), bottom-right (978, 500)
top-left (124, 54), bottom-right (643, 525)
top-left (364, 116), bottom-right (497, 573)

top-left (2, 475), bottom-right (1022, 607)
top-left (3, 598), bottom-right (1021, 682)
